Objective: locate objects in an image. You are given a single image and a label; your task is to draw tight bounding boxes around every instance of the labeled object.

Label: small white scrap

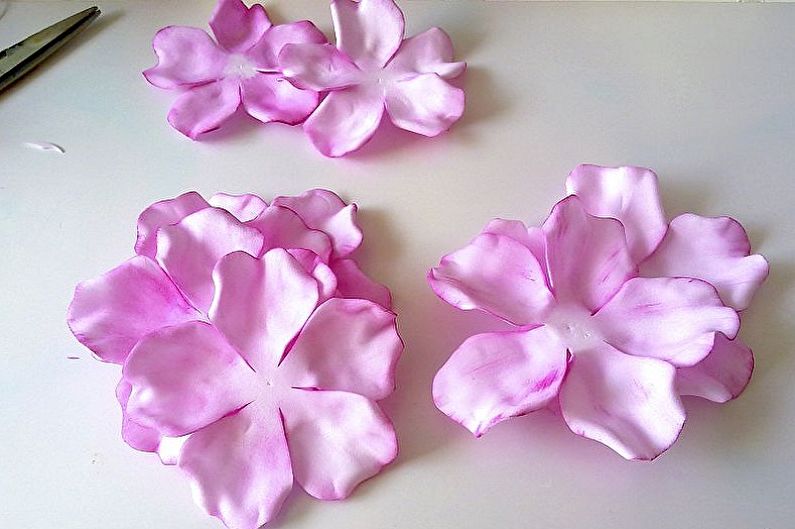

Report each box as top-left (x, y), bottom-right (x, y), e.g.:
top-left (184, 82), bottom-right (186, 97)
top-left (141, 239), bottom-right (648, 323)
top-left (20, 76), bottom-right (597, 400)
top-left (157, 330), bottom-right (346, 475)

top-left (24, 141), bottom-right (66, 154)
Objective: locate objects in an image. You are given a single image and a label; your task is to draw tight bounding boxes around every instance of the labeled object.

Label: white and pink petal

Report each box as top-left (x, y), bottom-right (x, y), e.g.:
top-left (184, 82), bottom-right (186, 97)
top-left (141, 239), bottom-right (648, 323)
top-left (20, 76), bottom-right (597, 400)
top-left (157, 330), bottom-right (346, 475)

top-left (143, 26), bottom-right (228, 89)
top-left (135, 191), bottom-right (210, 258)
top-left (385, 73), bottom-right (465, 137)
top-left (247, 20), bottom-right (327, 70)
top-left (330, 258), bottom-right (392, 308)
top-left (167, 78), bottom-right (242, 140)
top-left (330, 0), bottom-right (405, 70)
top-left (209, 0), bottom-right (271, 53)
top-left (676, 333), bottom-right (754, 402)
top-left (386, 26), bottom-right (466, 79)
top-left (247, 204), bottom-right (333, 261)
top-left (208, 192), bottom-right (267, 222)
top-left (279, 43), bottom-right (361, 92)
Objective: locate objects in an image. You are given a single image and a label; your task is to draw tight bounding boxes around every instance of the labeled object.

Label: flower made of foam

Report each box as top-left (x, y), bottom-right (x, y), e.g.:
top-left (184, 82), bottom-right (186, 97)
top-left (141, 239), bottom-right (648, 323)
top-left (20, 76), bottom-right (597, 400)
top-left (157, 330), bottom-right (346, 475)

top-left (429, 165), bottom-right (768, 460)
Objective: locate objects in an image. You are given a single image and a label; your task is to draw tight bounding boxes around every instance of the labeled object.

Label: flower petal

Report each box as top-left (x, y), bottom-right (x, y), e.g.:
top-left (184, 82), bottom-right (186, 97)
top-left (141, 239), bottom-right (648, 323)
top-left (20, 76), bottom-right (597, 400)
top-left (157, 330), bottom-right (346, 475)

top-left (156, 207), bottom-right (264, 312)
top-left (180, 404), bottom-right (292, 529)
top-left (209, 0), bottom-right (271, 53)
top-left (143, 26), bottom-right (227, 89)
top-left (640, 214), bottom-right (769, 311)
top-left (386, 27), bottom-right (466, 79)
top-left (248, 21), bottom-right (327, 71)
top-left (428, 233), bottom-right (554, 326)
top-left (207, 192), bottom-right (267, 222)
top-left (567, 164), bottom-right (667, 263)
top-left (135, 192), bottom-right (210, 258)
top-left (280, 298), bottom-right (402, 400)
top-left (303, 85), bottom-right (385, 157)
top-left (331, 0), bottom-right (405, 69)
top-left (241, 73), bottom-right (319, 125)
top-left (433, 326), bottom-right (567, 437)
top-left (676, 333), bottom-right (754, 402)
top-left (247, 204), bottom-right (333, 261)
top-left (593, 277), bottom-right (740, 366)
top-left (279, 43), bottom-right (360, 91)
top-left (482, 219), bottom-right (546, 270)
top-left (330, 258), bottom-right (392, 308)
top-left (385, 73), bottom-right (465, 137)
top-left (67, 256), bottom-right (200, 364)
top-left (286, 249), bottom-right (338, 303)
top-left (543, 195), bottom-right (637, 312)
top-left (272, 189), bottom-right (363, 258)
top-left (209, 250), bottom-right (319, 371)
top-left (123, 321), bottom-right (255, 437)
top-left (559, 341), bottom-right (685, 461)
top-left (167, 78), bottom-right (242, 139)
top-left (116, 380), bottom-right (161, 453)
top-left (282, 389), bottom-right (397, 500)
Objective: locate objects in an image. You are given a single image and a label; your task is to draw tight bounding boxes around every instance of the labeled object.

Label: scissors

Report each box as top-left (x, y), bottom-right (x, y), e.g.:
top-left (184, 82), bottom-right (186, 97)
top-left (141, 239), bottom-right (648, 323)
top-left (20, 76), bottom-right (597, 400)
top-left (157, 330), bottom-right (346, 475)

top-left (0, 6), bottom-right (100, 93)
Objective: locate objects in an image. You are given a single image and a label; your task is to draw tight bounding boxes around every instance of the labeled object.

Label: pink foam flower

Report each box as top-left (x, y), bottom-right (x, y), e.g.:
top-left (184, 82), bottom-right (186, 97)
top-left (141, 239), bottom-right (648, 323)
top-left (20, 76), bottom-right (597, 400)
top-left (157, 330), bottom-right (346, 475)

top-left (279, 0), bottom-right (466, 157)
top-left (70, 189), bottom-right (392, 453)
top-left (144, 0), bottom-right (326, 139)
top-left (429, 165), bottom-right (768, 460)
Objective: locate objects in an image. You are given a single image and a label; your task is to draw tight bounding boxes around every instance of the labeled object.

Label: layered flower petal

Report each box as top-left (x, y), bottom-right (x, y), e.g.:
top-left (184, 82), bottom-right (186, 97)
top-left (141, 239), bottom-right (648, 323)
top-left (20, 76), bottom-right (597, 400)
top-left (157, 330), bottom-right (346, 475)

top-left (543, 195), bottom-right (636, 312)
top-left (303, 85), bottom-right (385, 157)
top-left (67, 256), bottom-right (200, 364)
top-left (330, 0), bottom-right (405, 70)
top-left (209, 0), bottom-right (271, 53)
top-left (247, 205), bottom-right (333, 261)
top-left (676, 333), bottom-right (754, 402)
top-left (482, 219), bottom-right (546, 270)
top-left (124, 321), bottom-right (255, 437)
top-left (433, 326), bottom-right (568, 437)
top-left (287, 249), bottom-right (339, 303)
top-left (167, 78), bottom-right (242, 139)
top-left (640, 214), bottom-right (769, 311)
top-left (143, 26), bottom-right (228, 89)
top-left (116, 380), bottom-right (162, 453)
top-left (559, 341), bottom-right (685, 461)
top-left (385, 73), bottom-right (465, 137)
top-left (208, 192), bottom-right (267, 222)
top-left (248, 21), bottom-right (327, 71)
top-left (282, 389), bottom-right (397, 500)
top-left (272, 189), bottom-right (363, 258)
top-left (429, 233), bottom-right (554, 326)
top-left (593, 277), bottom-right (740, 366)
top-left (180, 404), bottom-right (292, 529)
top-left (280, 298), bottom-right (402, 400)
top-left (240, 73), bottom-right (319, 125)
top-left (386, 26), bottom-right (466, 79)
top-left (330, 258), bottom-right (392, 308)
top-left (135, 191), bottom-right (210, 258)
top-left (156, 207), bottom-right (264, 312)
top-left (279, 43), bottom-right (361, 92)
top-left (567, 164), bottom-right (667, 263)
top-left (209, 250), bottom-right (319, 371)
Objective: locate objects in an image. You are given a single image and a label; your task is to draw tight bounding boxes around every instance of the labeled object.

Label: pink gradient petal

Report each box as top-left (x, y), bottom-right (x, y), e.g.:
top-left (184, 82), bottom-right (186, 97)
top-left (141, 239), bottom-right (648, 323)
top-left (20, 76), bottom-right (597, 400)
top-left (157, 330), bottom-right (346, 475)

top-left (240, 72), bottom-right (319, 125)
top-left (67, 256), bottom-right (200, 364)
top-left (279, 43), bottom-right (360, 92)
top-left (559, 341), bottom-right (685, 461)
top-left (286, 249), bottom-right (339, 303)
top-left (282, 389), bottom-right (397, 500)
top-left (677, 333), bottom-right (754, 402)
top-left (280, 298), bottom-right (402, 400)
top-left (208, 192), bottom-right (267, 222)
top-left (640, 214), bottom-right (769, 311)
top-left (180, 404), bottom-right (292, 529)
top-left (135, 191), bottom-right (210, 258)
top-left (167, 78), bottom-right (242, 140)
top-left (247, 20), bottom-right (327, 71)
top-left (156, 207), bottom-right (264, 312)
top-left (385, 73), bottom-right (465, 137)
top-left (387, 27), bottom-right (466, 79)
top-left (116, 380), bottom-right (161, 453)
top-left (303, 85), bottom-right (385, 157)
top-left (543, 195), bottom-right (637, 312)
top-left (209, 250), bottom-right (319, 371)
top-left (433, 326), bottom-right (567, 437)
top-left (124, 321), bottom-right (255, 437)
top-left (209, 0), bottom-right (271, 53)
top-left (567, 164), bottom-right (667, 263)
top-left (330, 258), bottom-right (392, 308)
top-left (428, 233), bottom-right (554, 326)
top-left (331, 0), bottom-right (405, 70)
top-left (482, 219), bottom-right (546, 270)
top-left (143, 26), bottom-right (227, 89)
top-left (247, 205), bottom-right (333, 261)
top-left (272, 189), bottom-right (363, 258)
top-left (593, 277), bottom-right (739, 367)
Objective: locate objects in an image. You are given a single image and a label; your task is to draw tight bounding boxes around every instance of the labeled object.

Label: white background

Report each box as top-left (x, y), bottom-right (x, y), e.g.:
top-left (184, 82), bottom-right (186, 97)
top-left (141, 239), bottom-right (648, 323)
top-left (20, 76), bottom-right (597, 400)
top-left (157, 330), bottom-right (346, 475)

top-left (1, 1), bottom-right (794, 528)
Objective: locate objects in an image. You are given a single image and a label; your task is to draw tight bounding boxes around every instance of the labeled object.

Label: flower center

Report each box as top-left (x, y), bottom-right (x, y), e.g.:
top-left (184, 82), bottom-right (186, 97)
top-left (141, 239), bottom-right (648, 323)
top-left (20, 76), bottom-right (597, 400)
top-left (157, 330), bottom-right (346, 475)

top-left (224, 54), bottom-right (258, 79)
top-left (545, 304), bottom-right (601, 352)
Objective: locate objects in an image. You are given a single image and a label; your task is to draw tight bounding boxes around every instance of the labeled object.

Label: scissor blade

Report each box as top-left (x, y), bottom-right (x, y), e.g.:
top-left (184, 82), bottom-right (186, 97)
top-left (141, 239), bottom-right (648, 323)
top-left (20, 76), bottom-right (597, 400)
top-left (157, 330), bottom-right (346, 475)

top-left (0, 6), bottom-right (101, 92)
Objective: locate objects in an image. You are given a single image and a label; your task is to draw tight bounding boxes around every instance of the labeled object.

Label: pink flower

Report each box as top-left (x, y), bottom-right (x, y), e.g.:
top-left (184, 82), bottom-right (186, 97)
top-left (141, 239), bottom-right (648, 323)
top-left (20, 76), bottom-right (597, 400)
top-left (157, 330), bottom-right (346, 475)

top-left (144, 0), bottom-right (326, 139)
top-left (429, 165), bottom-right (768, 460)
top-left (280, 0), bottom-right (466, 157)
top-left (68, 189), bottom-right (393, 460)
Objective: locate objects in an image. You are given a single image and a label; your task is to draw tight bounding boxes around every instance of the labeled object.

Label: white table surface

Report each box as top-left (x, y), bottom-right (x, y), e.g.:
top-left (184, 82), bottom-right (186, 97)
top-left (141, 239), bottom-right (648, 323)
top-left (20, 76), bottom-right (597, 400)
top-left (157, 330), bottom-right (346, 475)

top-left (2, 1), bottom-right (795, 528)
